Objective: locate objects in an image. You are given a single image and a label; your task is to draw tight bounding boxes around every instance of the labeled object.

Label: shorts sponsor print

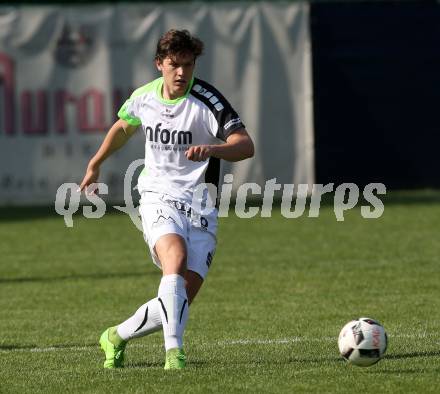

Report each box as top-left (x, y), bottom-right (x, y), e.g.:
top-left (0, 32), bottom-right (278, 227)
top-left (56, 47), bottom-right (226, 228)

top-left (139, 192), bottom-right (217, 279)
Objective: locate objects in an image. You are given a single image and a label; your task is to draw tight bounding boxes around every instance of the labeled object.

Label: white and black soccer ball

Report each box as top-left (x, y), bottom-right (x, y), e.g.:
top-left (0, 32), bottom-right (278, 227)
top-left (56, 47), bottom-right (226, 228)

top-left (338, 317), bottom-right (388, 367)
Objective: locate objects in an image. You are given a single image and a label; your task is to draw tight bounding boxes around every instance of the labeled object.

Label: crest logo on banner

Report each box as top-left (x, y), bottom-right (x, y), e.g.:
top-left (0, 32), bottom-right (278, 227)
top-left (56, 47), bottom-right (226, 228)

top-left (54, 24), bottom-right (95, 68)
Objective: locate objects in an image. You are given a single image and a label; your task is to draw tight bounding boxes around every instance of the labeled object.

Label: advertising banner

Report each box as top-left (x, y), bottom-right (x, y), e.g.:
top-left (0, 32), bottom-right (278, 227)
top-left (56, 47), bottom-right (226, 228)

top-left (0, 3), bottom-right (313, 205)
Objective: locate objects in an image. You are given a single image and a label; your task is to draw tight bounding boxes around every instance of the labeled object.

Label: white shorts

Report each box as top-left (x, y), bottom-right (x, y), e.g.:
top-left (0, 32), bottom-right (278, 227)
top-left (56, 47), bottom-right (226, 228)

top-left (139, 191), bottom-right (218, 280)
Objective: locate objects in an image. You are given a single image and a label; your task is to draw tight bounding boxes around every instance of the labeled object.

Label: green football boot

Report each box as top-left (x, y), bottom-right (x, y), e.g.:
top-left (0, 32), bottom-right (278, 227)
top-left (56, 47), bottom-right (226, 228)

top-left (164, 348), bottom-right (186, 370)
top-left (99, 327), bottom-right (127, 369)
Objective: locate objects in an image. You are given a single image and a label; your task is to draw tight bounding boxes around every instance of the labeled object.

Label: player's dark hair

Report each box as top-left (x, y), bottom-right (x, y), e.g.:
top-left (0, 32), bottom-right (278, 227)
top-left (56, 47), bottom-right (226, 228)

top-left (155, 29), bottom-right (204, 63)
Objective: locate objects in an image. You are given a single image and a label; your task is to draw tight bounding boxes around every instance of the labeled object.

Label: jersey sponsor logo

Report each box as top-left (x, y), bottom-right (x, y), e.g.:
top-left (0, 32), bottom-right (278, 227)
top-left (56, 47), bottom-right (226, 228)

top-left (144, 123), bottom-right (192, 145)
top-left (161, 108), bottom-right (175, 119)
top-left (192, 84), bottom-right (224, 111)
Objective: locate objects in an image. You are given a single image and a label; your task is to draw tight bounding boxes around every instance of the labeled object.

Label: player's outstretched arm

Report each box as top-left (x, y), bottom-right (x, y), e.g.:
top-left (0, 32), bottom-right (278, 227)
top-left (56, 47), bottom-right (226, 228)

top-left (185, 129), bottom-right (254, 162)
top-left (79, 119), bottom-right (137, 192)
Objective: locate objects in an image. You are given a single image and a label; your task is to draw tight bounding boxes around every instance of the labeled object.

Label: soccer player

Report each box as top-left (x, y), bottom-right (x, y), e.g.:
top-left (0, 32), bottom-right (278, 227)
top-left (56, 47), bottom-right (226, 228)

top-left (79, 29), bottom-right (254, 370)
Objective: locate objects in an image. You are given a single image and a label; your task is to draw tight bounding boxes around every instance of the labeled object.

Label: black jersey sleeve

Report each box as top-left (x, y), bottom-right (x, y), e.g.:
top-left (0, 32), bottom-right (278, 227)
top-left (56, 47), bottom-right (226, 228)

top-left (190, 78), bottom-right (245, 141)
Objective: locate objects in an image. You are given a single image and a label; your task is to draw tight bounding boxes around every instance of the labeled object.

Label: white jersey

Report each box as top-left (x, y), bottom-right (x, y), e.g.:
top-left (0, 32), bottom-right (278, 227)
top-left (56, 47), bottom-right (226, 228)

top-left (118, 77), bottom-right (244, 206)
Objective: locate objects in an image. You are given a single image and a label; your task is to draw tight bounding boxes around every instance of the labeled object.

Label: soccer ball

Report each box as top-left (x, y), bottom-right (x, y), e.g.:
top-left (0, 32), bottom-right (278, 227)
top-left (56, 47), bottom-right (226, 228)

top-left (338, 317), bottom-right (388, 367)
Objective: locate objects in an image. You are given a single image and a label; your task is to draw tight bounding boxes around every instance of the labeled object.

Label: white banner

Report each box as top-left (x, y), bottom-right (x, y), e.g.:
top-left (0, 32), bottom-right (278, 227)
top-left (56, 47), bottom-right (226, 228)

top-left (0, 3), bottom-right (314, 205)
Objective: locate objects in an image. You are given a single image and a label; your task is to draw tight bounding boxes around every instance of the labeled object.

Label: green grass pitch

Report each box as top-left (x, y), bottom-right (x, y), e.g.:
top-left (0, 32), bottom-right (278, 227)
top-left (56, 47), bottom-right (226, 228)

top-left (1, 192), bottom-right (439, 392)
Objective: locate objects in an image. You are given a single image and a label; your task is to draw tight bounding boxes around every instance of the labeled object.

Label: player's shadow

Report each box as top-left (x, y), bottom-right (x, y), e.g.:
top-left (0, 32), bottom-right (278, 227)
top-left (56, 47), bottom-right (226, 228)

top-left (127, 361), bottom-right (163, 368)
top-left (104, 351), bottom-right (440, 370)
top-left (0, 271), bottom-right (154, 284)
top-left (127, 359), bottom-right (210, 369)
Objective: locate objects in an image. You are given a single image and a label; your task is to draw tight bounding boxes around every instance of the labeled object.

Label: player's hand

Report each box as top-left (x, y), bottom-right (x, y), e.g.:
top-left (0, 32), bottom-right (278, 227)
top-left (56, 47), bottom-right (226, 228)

top-left (78, 164), bottom-right (100, 194)
top-left (185, 145), bottom-right (212, 161)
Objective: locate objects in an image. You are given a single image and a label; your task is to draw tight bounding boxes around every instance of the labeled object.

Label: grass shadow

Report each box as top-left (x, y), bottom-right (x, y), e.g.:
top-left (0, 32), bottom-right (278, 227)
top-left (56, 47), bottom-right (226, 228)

top-left (384, 350), bottom-right (440, 360)
top-left (0, 271), bottom-right (154, 284)
top-left (288, 356), bottom-right (343, 364)
top-left (0, 343), bottom-right (97, 351)
top-left (0, 206), bottom-right (59, 223)
top-left (0, 205), bottom-right (128, 223)
top-left (368, 368), bottom-right (433, 374)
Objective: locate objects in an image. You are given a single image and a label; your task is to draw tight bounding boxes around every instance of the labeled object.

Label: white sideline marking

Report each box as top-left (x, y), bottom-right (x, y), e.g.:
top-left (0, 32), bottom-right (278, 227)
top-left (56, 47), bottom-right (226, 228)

top-left (0, 339), bottom-right (298, 354)
top-left (0, 333), bottom-right (436, 354)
